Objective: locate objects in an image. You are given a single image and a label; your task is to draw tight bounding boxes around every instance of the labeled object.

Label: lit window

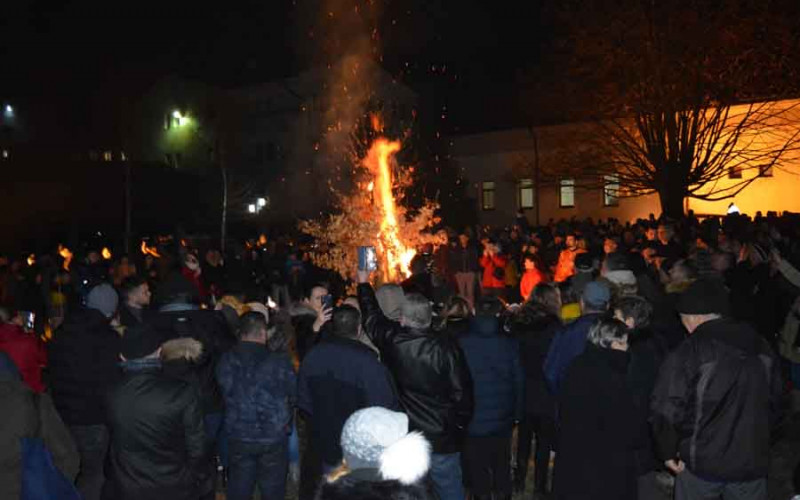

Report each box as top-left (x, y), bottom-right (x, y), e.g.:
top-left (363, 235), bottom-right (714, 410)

top-left (482, 181), bottom-right (496, 210)
top-left (519, 179), bottom-right (534, 209)
top-left (603, 174), bottom-right (620, 206)
top-left (759, 164), bottom-right (773, 177)
top-left (1, 149), bottom-right (8, 159)
top-left (120, 151), bottom-right (127, 161)
top-left (560, 178), bottom-right (575, 208)
top-left (102, 151), bottom-right (112, 161)
top-left (728, 165), bottom-right (742, 179)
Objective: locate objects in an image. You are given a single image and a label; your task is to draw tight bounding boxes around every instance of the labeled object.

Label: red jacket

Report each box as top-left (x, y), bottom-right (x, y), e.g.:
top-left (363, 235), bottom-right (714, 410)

top-left (181, 267), bottom-right (208, 301)
top-left (0, 323), bottom-right (47, 392)
top-left (480, 253), bottom-right (508, 289)
top-left (520, 269), bottom-right (545, 301)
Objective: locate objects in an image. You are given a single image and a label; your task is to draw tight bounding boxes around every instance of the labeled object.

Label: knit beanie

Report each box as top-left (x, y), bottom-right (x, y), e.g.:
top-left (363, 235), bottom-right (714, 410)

top-left (87, 283), bottom-right (119, 319)
top-left (340, 407), bottom-right (431, 485)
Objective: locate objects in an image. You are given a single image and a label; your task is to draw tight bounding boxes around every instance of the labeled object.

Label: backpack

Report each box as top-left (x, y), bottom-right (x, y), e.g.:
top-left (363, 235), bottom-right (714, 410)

top-left (20, 393), bottom-right (81, 500)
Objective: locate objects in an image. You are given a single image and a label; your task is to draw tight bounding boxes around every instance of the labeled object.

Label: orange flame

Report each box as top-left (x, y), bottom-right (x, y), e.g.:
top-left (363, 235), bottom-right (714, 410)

top-left (363, 137), bottom-right (416, 281)
top-left (140, 241), bottom-right (161, 258)
top-left (101, 247), bottom-right (112, 260)
top-left (58, 245), bottom-right (73, 271)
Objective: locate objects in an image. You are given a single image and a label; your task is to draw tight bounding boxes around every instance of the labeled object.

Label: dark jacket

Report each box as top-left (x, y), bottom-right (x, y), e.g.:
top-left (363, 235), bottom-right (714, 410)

top-left (357, 283), bottom-right (474, 454)
top-left (555, 346), bottom-right (638, 500)
top-left (315, 468), bottom-right (437, 500)
top-left (459, 315), bottom-right (525, 436)
top-left (650, 317), bottom-right (783, 481)
top-left (298, 336), bottom-right (399, 466)
top-left (106, 359), bottom-right (206, 500)
top-left (510, 308), bottom-right (561, 416)
top-left (216, 341), bottom-right (297, 444)
top-left (449, 244), bottom-right (480, 274)
top-left (627, 327), bottom-right (668, 475)
top-left (543, 313), bottom-right (604, 395)
top-left (119, 304), bottom-right (145, 328)
top-left (48, 308), bottom-right (121, 425)
top-left (0, 353), bottom-right (79, 500)
top-left (149, 306), bottom-right (235, 414)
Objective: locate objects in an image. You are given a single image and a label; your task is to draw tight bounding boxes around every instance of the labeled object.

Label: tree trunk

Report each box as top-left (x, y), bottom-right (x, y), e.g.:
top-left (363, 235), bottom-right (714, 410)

top-left (657, 178), bottom-right (686, 220)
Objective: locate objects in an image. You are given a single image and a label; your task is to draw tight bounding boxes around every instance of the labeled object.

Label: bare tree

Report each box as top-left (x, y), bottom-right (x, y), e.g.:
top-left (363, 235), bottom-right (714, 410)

top-left (524, 0), bottom-right (800, 218)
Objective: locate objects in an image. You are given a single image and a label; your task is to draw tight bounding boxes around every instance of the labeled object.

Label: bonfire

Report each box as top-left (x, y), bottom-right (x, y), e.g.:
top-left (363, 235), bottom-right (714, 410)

top-left (300, 117), bottom-right (442, 284)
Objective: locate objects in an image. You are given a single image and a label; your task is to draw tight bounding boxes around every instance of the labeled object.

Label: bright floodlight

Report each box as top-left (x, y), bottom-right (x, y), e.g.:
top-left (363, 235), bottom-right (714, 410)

top-left (257, 197), bottom-right (266, 207)
top-left (3, 104), bottom-right (12, 117)
top-left (248, 204), bottom-right (257, 214)
top-left (172, 110), bottom-right (182, 118)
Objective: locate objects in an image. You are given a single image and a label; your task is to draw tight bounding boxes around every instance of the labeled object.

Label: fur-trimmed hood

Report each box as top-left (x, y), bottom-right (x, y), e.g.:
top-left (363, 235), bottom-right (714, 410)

top-left (160, 337), bottom-right (203, 362)
top-left (315, 468), bottom-right (436, 500)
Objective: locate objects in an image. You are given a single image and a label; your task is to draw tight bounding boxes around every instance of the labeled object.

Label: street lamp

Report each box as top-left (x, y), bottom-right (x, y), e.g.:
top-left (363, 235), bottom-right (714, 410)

top-left (3, 104), bottom-right (13, 118)
top-left (257, 197), bottom-right (266, 208)
top-left (247, 204), bottom-right (257, 214)
top-left (172, 110), bottom-right (190, 127)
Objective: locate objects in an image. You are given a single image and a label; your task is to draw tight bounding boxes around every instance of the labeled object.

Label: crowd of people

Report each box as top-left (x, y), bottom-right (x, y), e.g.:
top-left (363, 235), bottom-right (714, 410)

top-left (2, 209), bottom-right (800, 500)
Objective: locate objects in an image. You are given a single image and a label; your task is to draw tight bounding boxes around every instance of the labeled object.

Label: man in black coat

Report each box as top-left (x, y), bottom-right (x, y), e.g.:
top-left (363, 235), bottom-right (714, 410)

top-left (651, 279), bottom-right (783, 500)
top-left (357, 269), bottom-right (473, 500)
top-left (148, 273), bottom-right (235, 498)
top-left (614, 295), bottom-right (669, 499)
top-left (555, 318), bottom-right (638, 500)
top-left (298, 305), bottom-right (398, 477)
top-left (458, 296), bottom-right (524, 500)
top-left (106, 323), bottom-right (206, 500)
top-left (510, 284), bottom-right (562, 494)
top-left (48, 283), bottom-right (121, 500)
top-left (119, 276), bottom-right (151, 327)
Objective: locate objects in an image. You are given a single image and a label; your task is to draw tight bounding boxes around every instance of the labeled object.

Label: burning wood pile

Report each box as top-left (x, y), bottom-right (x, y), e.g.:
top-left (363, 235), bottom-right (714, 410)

top-left (300, 116), bottom-right (442, 284)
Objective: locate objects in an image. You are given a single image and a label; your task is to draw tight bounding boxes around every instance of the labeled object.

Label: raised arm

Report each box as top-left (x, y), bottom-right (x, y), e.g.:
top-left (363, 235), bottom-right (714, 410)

top-left (356, 277), bottom-right (401, 352)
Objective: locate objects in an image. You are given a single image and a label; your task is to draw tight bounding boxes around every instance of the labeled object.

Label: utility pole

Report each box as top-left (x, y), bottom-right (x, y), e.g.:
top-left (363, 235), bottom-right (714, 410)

top-left (219, 140), bottom-right (227, 254)
top-left (124, 159), bottom-right (132, 253)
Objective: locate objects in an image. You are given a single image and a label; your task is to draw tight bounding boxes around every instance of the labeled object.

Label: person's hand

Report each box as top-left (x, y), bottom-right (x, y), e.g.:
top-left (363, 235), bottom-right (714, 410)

top-left (665, 459), bottom-right (685, 474)
top-left (356, 269), bottom-right (370, 284)
top-left (313, 306), bottom-right (332, 333)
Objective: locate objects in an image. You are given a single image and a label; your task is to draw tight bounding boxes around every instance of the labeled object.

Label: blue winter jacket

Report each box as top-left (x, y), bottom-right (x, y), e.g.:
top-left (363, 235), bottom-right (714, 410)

top-left (216, 341), bottom-right (297, 444)
top-left (543, 313), bottom-right (604, 395)
top-left (459, 315), bottom-right (525, 436)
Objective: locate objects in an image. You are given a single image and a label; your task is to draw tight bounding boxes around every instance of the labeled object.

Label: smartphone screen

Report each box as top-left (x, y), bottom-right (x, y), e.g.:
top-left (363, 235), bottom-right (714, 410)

top-left (321, 294), bottom-right (333, 310)
top-left (22, 311), bottom-right (35, 331)
top-left (359, 246), bottom-right (378, 272)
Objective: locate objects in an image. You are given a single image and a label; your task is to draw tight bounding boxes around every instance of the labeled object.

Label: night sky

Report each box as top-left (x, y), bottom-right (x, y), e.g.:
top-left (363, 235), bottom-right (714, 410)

top-left (2, 0), bottom-right (549, 135)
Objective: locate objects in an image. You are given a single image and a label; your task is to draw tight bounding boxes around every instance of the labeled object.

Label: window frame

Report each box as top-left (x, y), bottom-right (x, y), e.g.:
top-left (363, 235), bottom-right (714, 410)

top-left (559, 178), bottom-right (575, 208)
top-left (759, 164), bottom-right (774, 177)
top-left (481, 181), bottom-right (496, 211)
top-left (603, 174), bottom-right (620, 207)
top-left (728, 165), bottom-right (742, 179)
top-left (518, 178), bottom-right (535, 210)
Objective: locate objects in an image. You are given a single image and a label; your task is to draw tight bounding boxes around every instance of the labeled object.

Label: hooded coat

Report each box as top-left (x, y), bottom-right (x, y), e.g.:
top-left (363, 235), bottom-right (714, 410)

top-left (0, 352), bottom-right (79, 500)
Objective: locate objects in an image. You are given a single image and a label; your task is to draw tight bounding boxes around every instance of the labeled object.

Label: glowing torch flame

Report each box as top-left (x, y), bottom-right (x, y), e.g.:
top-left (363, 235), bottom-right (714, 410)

top-left (101, 247), bottom-right (112, 260)
top-left (27, 254), bottom-right (36, 266)
top-left (363, 137), bottom-right (416, 281)
top-left (140, 241), bottom-right (161, 258)
top-left (58, 245), bottom-right (73, 271)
